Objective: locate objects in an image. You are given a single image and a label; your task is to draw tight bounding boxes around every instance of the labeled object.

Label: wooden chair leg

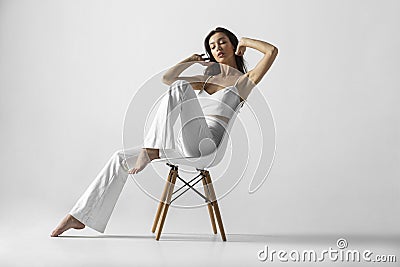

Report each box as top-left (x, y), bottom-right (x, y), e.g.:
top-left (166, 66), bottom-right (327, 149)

top-left (205, 171), bottom-right (227, 241)
top-left (151, 169), bottom-right (173, 233)
top-left (155, 168), bottom-right (178, 240)
top-left (202, 175), bottom-right (217, 234)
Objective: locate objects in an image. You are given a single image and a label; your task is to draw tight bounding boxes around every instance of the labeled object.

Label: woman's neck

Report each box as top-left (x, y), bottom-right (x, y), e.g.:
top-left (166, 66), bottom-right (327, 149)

top-left (218, 61), bottom-right (239, 77)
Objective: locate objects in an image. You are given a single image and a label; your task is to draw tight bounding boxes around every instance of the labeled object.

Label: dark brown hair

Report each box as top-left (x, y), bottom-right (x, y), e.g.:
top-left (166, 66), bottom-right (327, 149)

top-left (204, 27), bottom-right (248, 75)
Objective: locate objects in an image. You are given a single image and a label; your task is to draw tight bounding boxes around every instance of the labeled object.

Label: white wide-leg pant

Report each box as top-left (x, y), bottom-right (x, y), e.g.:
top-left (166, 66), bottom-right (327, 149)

top-left (143, 79), bottom-right (227, 157)
top-left (69, 80), bottom-right (227, 233)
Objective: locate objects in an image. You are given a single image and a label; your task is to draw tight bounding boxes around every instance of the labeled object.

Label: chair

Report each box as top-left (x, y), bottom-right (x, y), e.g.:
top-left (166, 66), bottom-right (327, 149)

top-left (150, 101), bottom-right (246, 241)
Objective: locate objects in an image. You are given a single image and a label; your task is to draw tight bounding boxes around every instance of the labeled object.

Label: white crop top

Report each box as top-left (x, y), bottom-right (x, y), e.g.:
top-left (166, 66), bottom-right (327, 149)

top-left (197, 75), bottom-right (241, 120)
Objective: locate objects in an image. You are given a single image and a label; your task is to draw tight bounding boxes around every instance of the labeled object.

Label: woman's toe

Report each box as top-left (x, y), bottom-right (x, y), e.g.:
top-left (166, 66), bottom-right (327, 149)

top-left (50, 228), bottom-right (63, 237)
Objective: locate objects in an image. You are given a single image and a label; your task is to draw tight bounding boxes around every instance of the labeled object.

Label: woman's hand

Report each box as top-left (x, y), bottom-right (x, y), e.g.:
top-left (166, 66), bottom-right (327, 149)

top-left (127, 168), bottom-right (137, 174)
top-left (235, 38), bottom-right (247, 57)
top-left (186, 53), bottom-right (211, 66)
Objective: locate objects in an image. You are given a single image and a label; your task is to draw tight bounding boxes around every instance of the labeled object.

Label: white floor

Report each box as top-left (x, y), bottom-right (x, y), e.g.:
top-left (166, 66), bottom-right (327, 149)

top-left (2, 225), bottom-right (399, 266)
top-left (1, 177), bottom-right (399, 267)
top-left (2, 177), bottom-right (399, 267)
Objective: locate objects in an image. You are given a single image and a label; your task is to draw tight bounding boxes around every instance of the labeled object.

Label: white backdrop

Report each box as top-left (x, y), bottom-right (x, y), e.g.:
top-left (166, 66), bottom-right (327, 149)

top-left (0, 0), bottom-right (399, 240)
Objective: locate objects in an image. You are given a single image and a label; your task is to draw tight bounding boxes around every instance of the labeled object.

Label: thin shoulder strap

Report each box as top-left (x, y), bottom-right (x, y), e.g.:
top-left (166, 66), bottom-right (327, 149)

top-left (202, 75), bottom-right (213, 90)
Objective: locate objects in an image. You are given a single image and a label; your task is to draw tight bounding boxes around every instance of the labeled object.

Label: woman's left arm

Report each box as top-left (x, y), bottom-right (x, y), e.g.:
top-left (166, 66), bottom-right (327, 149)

top-left (236, 37), bottom-right (278, 85)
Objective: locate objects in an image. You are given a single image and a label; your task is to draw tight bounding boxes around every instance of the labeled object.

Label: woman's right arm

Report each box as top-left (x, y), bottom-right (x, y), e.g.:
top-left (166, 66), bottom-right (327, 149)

top-left (162, 54), bottom-right (208, 89)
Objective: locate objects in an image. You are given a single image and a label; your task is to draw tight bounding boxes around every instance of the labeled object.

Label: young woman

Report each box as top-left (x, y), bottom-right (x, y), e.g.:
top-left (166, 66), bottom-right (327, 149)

top-left (51, 27), bottom-right (278, 237)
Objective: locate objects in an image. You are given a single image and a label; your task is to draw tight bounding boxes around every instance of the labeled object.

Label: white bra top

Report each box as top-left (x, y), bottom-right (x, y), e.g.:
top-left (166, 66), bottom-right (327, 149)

top-left (197, 75), bottom-right (241, 120)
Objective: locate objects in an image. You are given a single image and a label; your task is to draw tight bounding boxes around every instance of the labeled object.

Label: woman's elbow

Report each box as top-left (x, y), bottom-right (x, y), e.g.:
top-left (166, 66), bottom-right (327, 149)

top-left (272, 46), bottom-right (278, 56)
top-left (162, 75), bottom-right (174, 86)
top-left (267, 47), bottom-right (278, 62)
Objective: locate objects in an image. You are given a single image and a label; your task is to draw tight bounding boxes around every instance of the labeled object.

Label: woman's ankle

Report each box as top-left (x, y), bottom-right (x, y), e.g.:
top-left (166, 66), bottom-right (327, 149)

top-left (144, 148), bottom-right (160, 159)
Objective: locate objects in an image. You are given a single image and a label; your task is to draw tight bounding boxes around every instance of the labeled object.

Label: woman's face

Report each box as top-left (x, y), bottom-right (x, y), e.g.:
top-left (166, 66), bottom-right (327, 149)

top-left (208, 32), bottom-right (235, 64)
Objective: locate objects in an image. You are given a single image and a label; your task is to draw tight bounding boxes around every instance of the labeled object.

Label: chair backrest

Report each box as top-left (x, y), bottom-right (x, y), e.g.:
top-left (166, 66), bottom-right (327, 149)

top-left (207, 100), bottom-right (246, 168)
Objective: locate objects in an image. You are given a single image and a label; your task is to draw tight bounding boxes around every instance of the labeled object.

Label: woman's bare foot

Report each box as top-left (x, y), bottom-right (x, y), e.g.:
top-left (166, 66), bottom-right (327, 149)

top-left (50, 214), bottom-right (85, 237)
top-left (128, 148), bottom-right (160, 174)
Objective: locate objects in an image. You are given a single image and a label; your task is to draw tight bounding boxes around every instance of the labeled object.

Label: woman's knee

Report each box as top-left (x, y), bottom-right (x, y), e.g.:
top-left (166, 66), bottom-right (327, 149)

top-left (169, 79), bottom-right (192, 94)
top-left (112, 149), bottom-right (128, 171)
top-left (168, 80), bottom-right (197, 104)
top-left (170, 79), bottom-right (190, 87)
top-left (112, 149), bottom-right (125, 162)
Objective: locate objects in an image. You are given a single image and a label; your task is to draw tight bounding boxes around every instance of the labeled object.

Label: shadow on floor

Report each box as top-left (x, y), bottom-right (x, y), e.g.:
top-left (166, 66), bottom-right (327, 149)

top-left (58, 232), bottom-right (400, 246)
